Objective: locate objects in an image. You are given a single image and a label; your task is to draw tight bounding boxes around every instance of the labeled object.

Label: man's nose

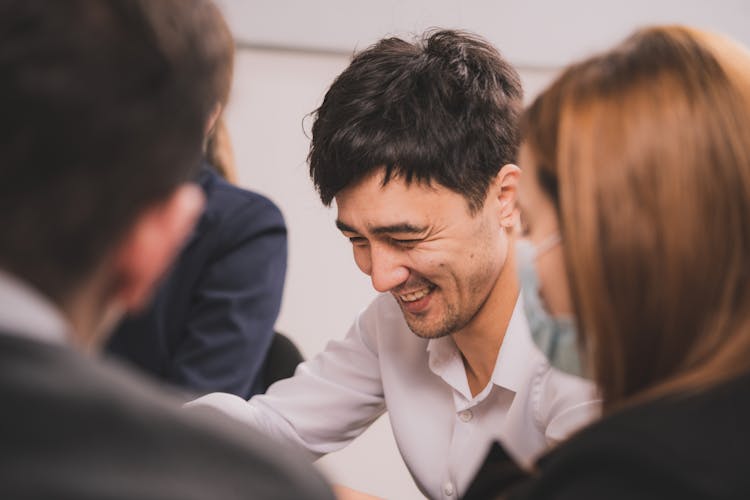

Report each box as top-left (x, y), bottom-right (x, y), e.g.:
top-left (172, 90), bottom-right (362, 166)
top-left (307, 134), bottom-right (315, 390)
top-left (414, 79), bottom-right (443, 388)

top-left (368, 244), bottom-right (409, 293)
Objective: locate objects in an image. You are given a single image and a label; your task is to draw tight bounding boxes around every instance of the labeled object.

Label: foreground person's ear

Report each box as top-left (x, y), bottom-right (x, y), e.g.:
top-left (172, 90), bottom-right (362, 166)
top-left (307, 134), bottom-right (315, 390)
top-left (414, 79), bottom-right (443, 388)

top-left (113, 184), bottom-right (205, 312)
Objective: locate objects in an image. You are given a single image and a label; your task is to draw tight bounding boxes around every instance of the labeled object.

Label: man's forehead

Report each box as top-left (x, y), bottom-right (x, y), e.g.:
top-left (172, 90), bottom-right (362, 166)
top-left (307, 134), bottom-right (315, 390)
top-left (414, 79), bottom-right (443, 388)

top-left (335, 170), bottom-right (452, 207)
top-left (334, 183), bottom-right (431, 225)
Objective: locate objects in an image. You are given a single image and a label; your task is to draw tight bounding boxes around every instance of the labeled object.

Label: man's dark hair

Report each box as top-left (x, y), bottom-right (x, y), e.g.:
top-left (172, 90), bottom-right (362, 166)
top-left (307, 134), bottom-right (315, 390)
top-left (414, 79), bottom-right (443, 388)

top-left (0, 0), bottom-right (232, 302)
top-left (308, 29), bottom-right (523, 212)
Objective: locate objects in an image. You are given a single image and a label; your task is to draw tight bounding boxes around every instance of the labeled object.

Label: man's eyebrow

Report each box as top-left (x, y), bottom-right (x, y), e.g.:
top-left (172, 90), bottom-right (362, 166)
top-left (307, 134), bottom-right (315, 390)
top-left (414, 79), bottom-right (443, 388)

top-left (335, 220), bottom-right (427, 235)
top-left (370, 223), bottom-right (427, 235)
top-left (335, 219), bottom-right (358, 233)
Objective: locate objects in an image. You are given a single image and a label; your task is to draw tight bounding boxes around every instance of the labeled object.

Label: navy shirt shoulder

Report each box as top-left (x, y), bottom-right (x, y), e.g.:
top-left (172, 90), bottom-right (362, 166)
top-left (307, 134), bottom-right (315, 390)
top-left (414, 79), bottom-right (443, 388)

top-left (107, 164), bottom-right (287, 399)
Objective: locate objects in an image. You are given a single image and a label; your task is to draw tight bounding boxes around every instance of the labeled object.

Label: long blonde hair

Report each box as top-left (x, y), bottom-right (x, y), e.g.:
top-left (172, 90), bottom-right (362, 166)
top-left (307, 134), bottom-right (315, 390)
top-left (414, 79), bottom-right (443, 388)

top-left (202, 0), bottom-right (237, 183)
top-left (206, 116), bottom-right (238, 183)
top-left (522, 26), bottom-right (750, 412)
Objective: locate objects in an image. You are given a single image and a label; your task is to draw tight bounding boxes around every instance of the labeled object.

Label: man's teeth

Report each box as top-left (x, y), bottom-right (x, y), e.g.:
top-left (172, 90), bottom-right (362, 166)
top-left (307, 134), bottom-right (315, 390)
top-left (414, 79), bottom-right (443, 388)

top-left (400, 287), bottom-right (433, 303)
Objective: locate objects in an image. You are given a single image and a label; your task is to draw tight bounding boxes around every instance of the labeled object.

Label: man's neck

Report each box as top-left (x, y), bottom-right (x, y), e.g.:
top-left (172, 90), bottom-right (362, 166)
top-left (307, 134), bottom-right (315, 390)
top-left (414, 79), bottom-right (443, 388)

top-left (453, 254), bottom-right (519, 397)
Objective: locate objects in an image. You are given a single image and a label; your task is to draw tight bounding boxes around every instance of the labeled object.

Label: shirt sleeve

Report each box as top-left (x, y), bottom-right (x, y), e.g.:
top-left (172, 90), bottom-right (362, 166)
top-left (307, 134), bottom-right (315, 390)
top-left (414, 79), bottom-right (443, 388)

top-left (535, 368), bottom-right (602, 446)
top-left (187, 302), bottom-right (387, 459)
top-left (166, 197), bottom-right (287, 399)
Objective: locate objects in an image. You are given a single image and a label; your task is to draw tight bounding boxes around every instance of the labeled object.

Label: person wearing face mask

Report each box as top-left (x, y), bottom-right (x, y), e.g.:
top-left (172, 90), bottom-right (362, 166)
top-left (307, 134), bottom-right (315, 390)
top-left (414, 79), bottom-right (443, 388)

top-left (515, 236), bottom-right (581, 377)
top-left (464, 25), bottom-right (750, 499)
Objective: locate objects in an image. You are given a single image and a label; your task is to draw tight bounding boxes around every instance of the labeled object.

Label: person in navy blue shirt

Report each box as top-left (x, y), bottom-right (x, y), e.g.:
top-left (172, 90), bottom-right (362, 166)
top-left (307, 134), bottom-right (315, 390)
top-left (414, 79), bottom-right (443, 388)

top-left (106, 0), bottom-right (289, 397)
top-left (107, 123), bottom-right (287, 398)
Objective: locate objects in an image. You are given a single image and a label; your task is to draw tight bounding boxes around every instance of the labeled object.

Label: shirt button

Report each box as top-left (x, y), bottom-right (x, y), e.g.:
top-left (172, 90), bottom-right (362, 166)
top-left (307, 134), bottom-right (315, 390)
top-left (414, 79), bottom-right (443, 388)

top-left (459, 410), bottom-right (473, 422)
top-left (443, 481), bottom-right (455, 497)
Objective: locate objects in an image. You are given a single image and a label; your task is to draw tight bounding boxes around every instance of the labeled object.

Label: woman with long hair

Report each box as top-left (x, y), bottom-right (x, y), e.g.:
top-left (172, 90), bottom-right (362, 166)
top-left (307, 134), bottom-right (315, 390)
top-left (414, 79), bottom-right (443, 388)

top-left (466, 25), bottom-right (750, 499)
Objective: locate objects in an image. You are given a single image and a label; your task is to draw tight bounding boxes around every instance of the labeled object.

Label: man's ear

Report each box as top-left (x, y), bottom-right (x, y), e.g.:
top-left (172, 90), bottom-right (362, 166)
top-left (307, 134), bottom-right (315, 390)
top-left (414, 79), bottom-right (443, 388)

top-left (490, 164), bottom-right (521, 230)
top-left (113, 184), bottom-right (205, 312)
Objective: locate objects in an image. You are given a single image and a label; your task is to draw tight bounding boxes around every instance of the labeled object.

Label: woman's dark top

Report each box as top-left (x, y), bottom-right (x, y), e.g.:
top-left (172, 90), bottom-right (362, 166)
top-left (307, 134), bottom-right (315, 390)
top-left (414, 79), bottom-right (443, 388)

top-left (464, 371), bottom-right (750, 500)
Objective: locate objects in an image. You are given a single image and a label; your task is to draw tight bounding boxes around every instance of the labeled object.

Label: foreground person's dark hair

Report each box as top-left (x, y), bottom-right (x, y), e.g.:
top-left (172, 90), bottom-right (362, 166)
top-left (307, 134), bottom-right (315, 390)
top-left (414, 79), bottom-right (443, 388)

top-left (0, 0), bottom-right (231, 301)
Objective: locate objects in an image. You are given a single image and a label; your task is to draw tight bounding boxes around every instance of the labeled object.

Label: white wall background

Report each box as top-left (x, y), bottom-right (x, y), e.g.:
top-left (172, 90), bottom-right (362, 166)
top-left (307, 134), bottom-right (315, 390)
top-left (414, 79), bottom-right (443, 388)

top-left (216, 2), bottom-right (749, 498)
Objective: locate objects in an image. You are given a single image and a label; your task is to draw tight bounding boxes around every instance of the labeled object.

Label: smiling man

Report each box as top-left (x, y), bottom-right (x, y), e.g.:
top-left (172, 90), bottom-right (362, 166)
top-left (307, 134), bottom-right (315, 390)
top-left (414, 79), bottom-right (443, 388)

top-left (190, 30), bottom-right (599, 499)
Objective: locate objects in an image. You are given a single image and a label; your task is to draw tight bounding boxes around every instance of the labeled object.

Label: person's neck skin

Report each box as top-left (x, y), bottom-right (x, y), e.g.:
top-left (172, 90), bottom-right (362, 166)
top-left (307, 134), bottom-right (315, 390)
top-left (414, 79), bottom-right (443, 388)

top-left (453, 243), bottom-right (519, 397)
top-left (60, 268), bottom-right (123, 354)
top-left (57, 184), bottom-right (205, 354)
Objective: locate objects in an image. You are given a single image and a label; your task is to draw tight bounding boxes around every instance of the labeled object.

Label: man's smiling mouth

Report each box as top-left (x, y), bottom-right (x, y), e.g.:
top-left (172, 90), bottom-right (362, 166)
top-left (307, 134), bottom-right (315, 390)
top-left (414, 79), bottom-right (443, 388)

top-left (399, 284), bottom-right (436, 303)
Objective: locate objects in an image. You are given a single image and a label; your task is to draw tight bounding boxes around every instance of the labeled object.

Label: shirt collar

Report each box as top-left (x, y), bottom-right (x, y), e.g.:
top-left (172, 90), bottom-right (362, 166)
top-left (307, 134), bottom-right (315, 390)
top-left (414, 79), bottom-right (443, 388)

top-left (490, 295), bottom-right (535, 394)
top-left (426, 296), bottom-right (534, 397)
top-left (0, 269), bottom-right (71, 344)
top-left (426, 334), bottom-right (457, 369)
top-left (427, 335), bottom-right (472, 399)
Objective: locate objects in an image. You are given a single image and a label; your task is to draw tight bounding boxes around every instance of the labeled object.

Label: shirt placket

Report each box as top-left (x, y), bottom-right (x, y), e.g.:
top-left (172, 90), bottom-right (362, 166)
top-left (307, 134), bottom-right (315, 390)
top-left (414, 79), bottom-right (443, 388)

top-left (428, 339), bottom-right (489, 499)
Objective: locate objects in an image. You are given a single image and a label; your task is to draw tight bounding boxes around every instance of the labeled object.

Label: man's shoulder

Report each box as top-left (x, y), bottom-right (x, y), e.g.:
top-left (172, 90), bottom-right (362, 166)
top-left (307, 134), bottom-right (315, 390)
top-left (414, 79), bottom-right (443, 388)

top-left (0, 333), bottom-right (333, 500)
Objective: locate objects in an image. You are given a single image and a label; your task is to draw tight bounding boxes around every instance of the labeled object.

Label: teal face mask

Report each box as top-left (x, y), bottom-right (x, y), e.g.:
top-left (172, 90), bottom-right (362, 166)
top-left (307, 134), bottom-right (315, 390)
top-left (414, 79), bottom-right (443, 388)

top-left (515, 237), bottom-right (587, 378)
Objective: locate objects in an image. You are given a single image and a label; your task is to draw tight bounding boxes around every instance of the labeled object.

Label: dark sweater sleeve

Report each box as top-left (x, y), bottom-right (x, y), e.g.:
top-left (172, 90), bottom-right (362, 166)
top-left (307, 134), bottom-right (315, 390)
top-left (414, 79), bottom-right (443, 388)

top-left (467, 376), bottom-right (750, 500)
top-left (469, 427), bottom-right (702, 500)
top-left (462, 442), bottom-right (530, 499)
top-left (505, 439), bottom-right (696, 500)
top-left (166, 194), bottom-right (287, 399)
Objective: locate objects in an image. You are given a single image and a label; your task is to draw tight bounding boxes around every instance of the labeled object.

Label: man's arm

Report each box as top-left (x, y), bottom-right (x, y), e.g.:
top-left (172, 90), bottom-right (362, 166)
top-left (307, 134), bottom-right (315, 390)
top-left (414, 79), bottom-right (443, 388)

top-left (188, 301), bottom-right (387, 458)
top-left (537, 368), bottom-right (601, 447)
top-left (333, 485), bottom-right (384, 500)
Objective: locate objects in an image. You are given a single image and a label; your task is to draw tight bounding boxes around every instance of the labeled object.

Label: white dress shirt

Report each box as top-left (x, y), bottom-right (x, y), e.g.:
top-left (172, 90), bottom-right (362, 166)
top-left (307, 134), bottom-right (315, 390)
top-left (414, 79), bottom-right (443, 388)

top-left (190, 293), bottom-right (600, 499)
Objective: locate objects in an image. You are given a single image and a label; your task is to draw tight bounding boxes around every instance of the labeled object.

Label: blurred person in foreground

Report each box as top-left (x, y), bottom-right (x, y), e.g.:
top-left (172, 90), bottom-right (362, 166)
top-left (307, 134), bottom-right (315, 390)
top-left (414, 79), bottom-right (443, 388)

top-left (464, 25), bottom-right (750, 500)
top-left (0, 1), bottom-right (331, 498)
top-left (191, 29), bottom-right (599, 499)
